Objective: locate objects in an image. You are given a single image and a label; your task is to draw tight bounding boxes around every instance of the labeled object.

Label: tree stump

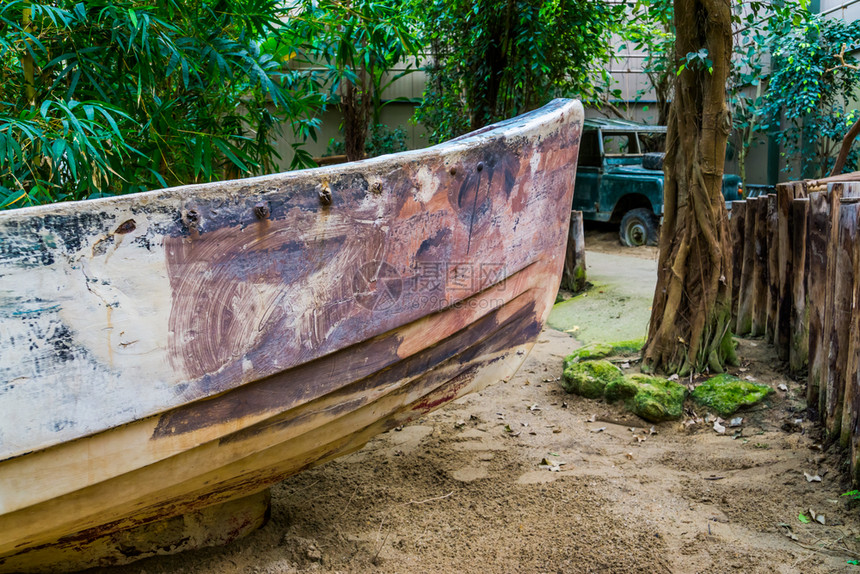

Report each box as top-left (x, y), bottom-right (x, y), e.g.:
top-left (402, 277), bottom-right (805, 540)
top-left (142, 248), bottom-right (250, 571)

top-left (562, 211), bottom-right (587, 292)
top-left (789, 198), bottom-right (809, 374)
top-left (807, 191), bottom-right (830, 410)
top-left (730, 201), bottom-right (747, 326)
top-left (736, 197), bottom-right (758, 335)
top-left (751, 197), bottom-right (769, 337)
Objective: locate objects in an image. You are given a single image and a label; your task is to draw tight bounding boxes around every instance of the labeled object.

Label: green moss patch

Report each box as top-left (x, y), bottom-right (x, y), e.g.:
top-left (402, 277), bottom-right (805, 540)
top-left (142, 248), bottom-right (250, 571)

top-left (563, 338), bottom-right (646, 366)
top-left (623, 374), bottom-right (686, 423)
top-left (560, 361), bottom-right (685, 423)
top-left (691, 373), bottom-right (773, 417)
top-left (604, 377), bottom-right (639, 403)
top-left (561, 360), bottom-right (624, 399)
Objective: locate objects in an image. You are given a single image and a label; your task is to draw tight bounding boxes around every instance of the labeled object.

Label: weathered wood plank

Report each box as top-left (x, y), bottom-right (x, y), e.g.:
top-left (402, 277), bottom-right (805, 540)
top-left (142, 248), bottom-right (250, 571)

top-left (775, 183), bottom-right (802, 360)
top-left (562, 210), bottom-right (587, 292)
top-left (730, 201), bottom-right (747, 327)
top-left (789, 198), bottom-right (809, 373)
top-left (766, 194), bottom-right (779, 343)
top-left (807, 191), bottom-right (829, 410)
top-left (825, 198), bottom-right (860, 437)
top-left (751, 197), bottom-right (769, 337)
top-left (736, 197), bottom-right (758, 335)
top-left (820, 184), bottom-right (844, 416)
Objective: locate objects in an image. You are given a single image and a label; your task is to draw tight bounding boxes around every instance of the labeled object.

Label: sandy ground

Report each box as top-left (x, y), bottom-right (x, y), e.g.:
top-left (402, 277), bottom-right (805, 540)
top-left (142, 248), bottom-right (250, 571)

top-left (91, 237), bottom-right (860, 574)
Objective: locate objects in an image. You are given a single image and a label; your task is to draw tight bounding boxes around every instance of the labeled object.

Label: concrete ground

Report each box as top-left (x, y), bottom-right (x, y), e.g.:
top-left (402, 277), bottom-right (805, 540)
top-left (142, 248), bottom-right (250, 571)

top-left (548, 250), bottom-right (658, 345)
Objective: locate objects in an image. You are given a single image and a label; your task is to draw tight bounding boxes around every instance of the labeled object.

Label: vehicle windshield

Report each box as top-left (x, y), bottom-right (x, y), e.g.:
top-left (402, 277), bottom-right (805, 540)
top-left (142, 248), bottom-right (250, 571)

top-left (602, 131), bottom-right (666, 156)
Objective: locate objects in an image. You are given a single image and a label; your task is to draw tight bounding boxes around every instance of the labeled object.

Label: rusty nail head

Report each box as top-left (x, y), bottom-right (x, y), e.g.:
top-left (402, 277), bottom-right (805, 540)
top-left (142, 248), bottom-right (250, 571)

top-left (449, 167), bottom-right (457, 176)
top-left (370, 182), bottom-right (383, 194)
top-left (254, 202), bottom-right (270, 219)
top-left (477, 162), bottom-right (484, 172)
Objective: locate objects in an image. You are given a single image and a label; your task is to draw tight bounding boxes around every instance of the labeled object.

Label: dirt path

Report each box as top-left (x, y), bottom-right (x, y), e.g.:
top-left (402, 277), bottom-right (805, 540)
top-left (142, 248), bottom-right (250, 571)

top-left (94, 249), bottom-right (860, 574)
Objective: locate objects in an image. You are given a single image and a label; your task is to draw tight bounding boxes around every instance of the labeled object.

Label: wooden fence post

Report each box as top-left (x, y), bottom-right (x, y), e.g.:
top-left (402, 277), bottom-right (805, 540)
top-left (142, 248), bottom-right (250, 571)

top-left (820, 184), bottom-right (845, 416)
top-left (775, 183), bottom-right (804, 360)
top-left (751, 197), bottom-right (769, 337)
top-left (730, 201), bottom-right (747, 327)
top-left (825, 197), bottom-right (860, 438)
top-left (736, 197), bottom-right (758, 335)
top-left (766, 194), bottom-right (779, 342)
top-left (789, 198), bottom-right (809, 373)
top-left (562, 211), bottom-right (587, 293)
top-left (839, 183), bottom-right (860, 486)
top-left (807, 191), bottom-right (830, 410)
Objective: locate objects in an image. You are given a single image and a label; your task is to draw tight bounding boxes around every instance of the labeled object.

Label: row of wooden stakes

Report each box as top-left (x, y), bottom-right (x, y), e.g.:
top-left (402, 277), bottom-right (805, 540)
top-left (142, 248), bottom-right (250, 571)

top-left (729, 174), bottom-right (860, 481)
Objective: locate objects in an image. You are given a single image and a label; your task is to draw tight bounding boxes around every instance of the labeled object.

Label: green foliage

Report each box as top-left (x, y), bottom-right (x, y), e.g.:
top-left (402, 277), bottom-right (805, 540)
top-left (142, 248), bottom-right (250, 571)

top-left (324, 123), bottom-right (407, 159)
top-left (761, 14), bottom-right (860, 178)
top-left (366, 123), bottom-right (407, 157)
top-left (727, 4), bottom-right (860, 181)
top-left (0, 0), bottom-right (327, 208)
top-left (412, 0), bottom-right (623, 144)
top-left (623, 0), bottom-right (673, 124)
top-left (289, 0), bottom-right (419, 160)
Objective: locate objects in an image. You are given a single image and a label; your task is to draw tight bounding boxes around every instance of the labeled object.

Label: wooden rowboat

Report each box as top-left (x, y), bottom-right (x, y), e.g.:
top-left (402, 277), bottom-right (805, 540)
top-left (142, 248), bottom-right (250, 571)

top-left (0, 99), bottom-right (583, 572)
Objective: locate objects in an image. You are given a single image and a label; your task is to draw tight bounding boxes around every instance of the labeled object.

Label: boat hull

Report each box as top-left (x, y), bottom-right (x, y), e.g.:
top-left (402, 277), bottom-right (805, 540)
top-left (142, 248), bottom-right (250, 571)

top-left (0, 99), bottom-right (583, 571)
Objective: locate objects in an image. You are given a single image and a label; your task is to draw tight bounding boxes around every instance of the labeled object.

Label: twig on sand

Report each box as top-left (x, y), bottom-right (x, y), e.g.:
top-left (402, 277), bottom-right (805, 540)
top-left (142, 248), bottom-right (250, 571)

top-left (372, 529), bottom-right (392, 565)
top-left (404, 491), bottom-right (454, 505)
top-left (337, 486), bottom-right (359, 519)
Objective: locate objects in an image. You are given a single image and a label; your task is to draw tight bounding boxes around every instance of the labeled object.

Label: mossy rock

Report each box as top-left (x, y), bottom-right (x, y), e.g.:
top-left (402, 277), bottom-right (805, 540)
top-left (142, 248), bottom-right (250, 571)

top-left (561, 360), bottom-right (624, 399)
top-left (604, 377), bottom-right (639, 403)
top-left (562, 338), bottom-right (645, 367)
top-left (609, 338), bottom-right (646, 356)
top-left (564, 343), bottom-right (614, 366)
top-left (623, 374), bottom-right (686, 423)
top-left (691, 373), bottom-right (773, 417)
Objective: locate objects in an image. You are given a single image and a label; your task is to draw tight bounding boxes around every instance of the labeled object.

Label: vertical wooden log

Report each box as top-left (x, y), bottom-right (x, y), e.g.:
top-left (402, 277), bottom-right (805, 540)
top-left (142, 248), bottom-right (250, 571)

top-left (825, 198), bottom-right (859, 438)
top-left (562, 211), bottom-right (587, 292)
top-left (736, 197), bottom-right (758, 335)
top-left (837, 183), bottom-right (860, 463)
top-left (807, 191), bottom-right (830, 411)
top-left (842, 227), bottom-right (860, 453)
top-left (751, 197), bottom-right (769, 337)
top-left (774, 183), bottom-right (799, 360)
top-left (820, 184), bottom-right (844, 416)
top-left (730, 201), bottom-right (747, 327)
top-left (766, 194), bottom-right (779, 342)
top-left (789, 198), bottom-right (809, 374)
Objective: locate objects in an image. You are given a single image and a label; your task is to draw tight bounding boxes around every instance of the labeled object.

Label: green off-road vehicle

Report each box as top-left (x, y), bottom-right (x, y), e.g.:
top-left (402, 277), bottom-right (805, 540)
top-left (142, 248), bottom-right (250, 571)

top-left (573, 118), bottom-right (743, 246)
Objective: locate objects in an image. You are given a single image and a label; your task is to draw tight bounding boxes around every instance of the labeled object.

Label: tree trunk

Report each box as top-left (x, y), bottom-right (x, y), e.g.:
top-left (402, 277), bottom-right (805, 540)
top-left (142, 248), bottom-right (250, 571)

top-left (342, 68), bottom-right (371, 162)
top-left (829, 117), bottom-right (860, 178)
top-left (642, 0), bottom-right (736, 375)
top-left (562, 211), bottom-right (587, 292)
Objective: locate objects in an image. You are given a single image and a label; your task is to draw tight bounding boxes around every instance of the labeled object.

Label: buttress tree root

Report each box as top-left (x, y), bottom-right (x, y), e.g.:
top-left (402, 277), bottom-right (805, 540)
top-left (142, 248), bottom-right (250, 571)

top-left (642, 0), bottom-right (739, 376)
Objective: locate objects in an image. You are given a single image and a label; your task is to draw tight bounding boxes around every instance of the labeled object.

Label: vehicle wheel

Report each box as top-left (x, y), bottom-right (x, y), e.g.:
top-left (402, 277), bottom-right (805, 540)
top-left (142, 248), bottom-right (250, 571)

top-left (620, 208), bottom-right (659, 247)
top-left (642, 152), bottom-right (665, 171)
